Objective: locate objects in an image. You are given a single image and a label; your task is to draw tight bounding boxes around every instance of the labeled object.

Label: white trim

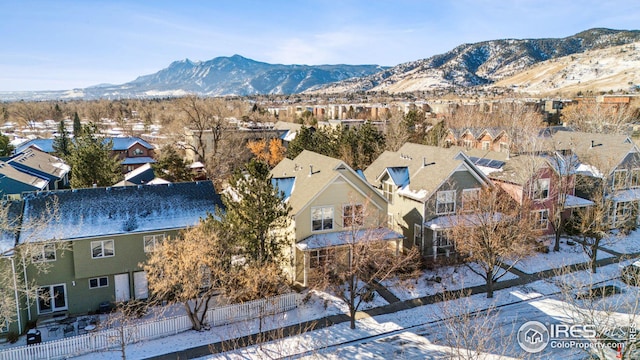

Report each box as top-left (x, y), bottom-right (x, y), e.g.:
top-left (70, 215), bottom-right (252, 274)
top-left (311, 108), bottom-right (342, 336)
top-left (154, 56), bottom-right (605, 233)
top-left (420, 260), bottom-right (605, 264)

top-left (37, 283), bottom-right (68, 314)
top-left (91, 239), bottom-right (115, 259)
top-left (143, 234), bottom-right (165, 253)
top-left (32, 243), bottom-right (56, 263)
top-left (532, 209), bottom-right (549, 230)
top-left (436, 190), bottom-right (456, 215)
top-left (311, 205), bottom-right (334, 232)
top-left (89, 276), bottom-right (109, 289)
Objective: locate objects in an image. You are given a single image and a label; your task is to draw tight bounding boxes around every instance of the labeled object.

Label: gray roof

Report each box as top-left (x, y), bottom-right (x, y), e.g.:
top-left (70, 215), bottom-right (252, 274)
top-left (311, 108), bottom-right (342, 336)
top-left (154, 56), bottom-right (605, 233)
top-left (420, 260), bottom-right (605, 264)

top-left (8, 148), bottom-right (70, 180)
top-left (271, 150), bottom-right (377, 214)
top-left (364, 143), bottom-right (489, 201)
top-left (548, 131), bottom-right (637, 173)
top-left (0, 162), bottom-right (49, 190)
top-left (19, 181), bottom-right (222, 242)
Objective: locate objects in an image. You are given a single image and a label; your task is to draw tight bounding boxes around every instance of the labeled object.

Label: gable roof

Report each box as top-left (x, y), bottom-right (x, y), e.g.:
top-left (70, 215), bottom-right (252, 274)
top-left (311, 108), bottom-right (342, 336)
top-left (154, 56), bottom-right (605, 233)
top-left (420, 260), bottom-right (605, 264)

top-left (14, 137), bottom-right (154, 155)
top-left (0, 161), bottom-right (49, 191)
top-left (270, 150), bottom-right (382, 214)
top-left (548, 131), bottom-right (637, 174)
top-left (19, 181), bottom-right (222, 242)
top-left (8, 148), bottom-right (70, 180)
top-left (364, 143), bottom-right (490, 201)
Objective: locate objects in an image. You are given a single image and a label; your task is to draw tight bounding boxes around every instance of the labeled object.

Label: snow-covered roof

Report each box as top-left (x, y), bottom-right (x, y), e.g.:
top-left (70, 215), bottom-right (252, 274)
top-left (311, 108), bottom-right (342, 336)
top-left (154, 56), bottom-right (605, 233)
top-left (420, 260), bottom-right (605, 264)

top-left (424, 213), bottom-right (505, 230)
top-left (121, 156), bottom-right (156, 165)
top-left (564, 194), bottom-right (595, 209)
top-left (296, 228), bottom-right (403, 251)
top-left (0, 201), bottom-right (23, 255)
top-left (123, 163), bottom-right (156, 184)
top-left (610, 189), bottom-right (640, 202)
top-left (19, 181), bottom-right (223, 243)
top-left (109, 137), bottom-right (154, 151)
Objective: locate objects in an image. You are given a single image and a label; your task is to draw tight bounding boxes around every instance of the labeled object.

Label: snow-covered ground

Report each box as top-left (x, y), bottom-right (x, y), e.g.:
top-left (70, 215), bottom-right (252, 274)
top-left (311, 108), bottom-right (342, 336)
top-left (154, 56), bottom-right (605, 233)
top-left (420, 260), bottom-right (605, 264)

top-left (10, 230), bottom-right (640, 359)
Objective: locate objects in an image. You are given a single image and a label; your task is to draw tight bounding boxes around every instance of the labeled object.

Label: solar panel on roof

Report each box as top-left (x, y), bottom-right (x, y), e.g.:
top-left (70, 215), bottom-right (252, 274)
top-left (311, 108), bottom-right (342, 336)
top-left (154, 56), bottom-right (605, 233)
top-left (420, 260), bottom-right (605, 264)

top-left (476, 158), bottom-right (491, 166)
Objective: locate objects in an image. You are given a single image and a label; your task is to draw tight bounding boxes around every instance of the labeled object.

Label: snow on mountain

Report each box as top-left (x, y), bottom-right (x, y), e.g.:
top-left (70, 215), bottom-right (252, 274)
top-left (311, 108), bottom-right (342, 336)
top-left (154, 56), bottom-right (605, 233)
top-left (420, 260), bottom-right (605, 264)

top-left (308, 28), bottom-right (640, 94)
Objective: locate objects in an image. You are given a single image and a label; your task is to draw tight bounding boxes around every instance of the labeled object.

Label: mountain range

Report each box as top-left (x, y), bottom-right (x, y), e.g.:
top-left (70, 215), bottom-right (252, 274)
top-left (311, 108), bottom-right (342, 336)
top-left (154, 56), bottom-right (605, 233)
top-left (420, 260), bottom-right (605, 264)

top-left (1, 28), bottom-right (638, 101)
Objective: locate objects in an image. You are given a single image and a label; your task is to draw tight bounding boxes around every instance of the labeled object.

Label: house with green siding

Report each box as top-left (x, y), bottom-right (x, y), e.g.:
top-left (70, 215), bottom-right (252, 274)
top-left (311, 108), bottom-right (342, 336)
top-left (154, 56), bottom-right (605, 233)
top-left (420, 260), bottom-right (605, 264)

top-left (363, 143), bottom-right (493, 260)
top-left (270, 150), bottom-right (402, 287)
top-left (3, 181), bottom-right (221, 334)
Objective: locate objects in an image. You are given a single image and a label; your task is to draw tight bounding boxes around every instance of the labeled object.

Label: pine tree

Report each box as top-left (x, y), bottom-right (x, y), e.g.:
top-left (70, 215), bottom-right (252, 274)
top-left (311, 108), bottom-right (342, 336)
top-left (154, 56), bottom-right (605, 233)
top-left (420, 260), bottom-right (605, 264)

top-left (0, 132), bottom-right (14, 157)
top-left (72, 112), bottom-right (82, 136)
top-left (52, 120), bottom-right (71, 157)
top-left (152, 145), bottom-right (192, 182)
top-left (67, 123), bottom-right (122, 188)
top-left (219, 159), bottom-right (291, 265)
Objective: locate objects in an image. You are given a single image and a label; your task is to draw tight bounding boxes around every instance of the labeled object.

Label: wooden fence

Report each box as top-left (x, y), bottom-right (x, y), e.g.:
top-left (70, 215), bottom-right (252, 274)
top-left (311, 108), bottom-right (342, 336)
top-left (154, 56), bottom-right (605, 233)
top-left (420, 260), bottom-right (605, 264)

top-left (0, 292), bottom-right (301, 360)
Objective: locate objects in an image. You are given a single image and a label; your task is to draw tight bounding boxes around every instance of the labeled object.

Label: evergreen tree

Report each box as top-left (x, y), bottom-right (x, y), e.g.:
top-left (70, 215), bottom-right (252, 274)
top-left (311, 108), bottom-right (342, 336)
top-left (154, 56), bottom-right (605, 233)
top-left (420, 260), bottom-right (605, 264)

top-left (152, 145), bottom-right (192, 182)
top-left (286, 126), bottom-right (338, 159)
top-left (52, 120), bottom-right (71, 157)
top-left (0, 132), bottom-right (13, 157)
top-left (286, 125), bottom-right (315, 159)
top-left (72, 112), bottom-right (82, 136)
top-left (67, 123), bottom-right (122, 188)
top-left (219, 159), bottom-right (291, 265)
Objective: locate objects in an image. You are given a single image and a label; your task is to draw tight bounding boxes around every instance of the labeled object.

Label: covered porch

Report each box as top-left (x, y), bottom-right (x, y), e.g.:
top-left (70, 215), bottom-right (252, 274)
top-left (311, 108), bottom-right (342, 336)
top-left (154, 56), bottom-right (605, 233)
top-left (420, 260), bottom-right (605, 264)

top-left (294, 228), bottom-right (403, 287)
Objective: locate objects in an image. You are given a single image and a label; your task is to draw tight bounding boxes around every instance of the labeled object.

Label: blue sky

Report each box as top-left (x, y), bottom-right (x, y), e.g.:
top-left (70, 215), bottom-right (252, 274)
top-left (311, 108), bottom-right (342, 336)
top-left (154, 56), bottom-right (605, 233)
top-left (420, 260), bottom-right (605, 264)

top-left (1, 0), bottom-right (638, 91)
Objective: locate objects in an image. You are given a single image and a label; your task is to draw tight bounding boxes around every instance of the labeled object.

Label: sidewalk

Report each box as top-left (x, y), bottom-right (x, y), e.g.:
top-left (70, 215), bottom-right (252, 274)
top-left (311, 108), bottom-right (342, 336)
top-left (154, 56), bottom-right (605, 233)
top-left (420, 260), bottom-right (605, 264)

top-left (148, 246), bottom-right (638, 360)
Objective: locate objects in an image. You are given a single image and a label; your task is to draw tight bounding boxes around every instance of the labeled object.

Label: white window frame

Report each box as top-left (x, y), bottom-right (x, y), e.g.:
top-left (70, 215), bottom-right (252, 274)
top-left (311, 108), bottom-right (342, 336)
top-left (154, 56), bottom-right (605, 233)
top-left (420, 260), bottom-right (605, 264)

top-left (311, 206), bottom-right (334, 232)
top-left (343, 204), bottom-right (364, 228)
top-left (413, 224), bottom-right (422, 246)
top-left (387, 213), bottom-right (394, 229)
top-left (433, 230), bottom-right (454, 258)
top-left (143, 234), bottom-right (165, 253)
top-left (436, 190), bottom-right (456, 215)
top-left (533, 209), bottom-right (549, 230)
top-left (630, 169), bottom-right (640, 188)
top-left (91, 239), bottom-right (115, 259)
top-left (461, 188), bottom-right (481, 211)
top-left (89, 276), bottom-right (109, 289)
top-left (382, 181), bottom-right (394, 204)
top-left (613, 169), bottom-right (628, 190)
top-left (463, 139), bottom-right (473, 148)
top-left (132, 148), bottom-right (144, 156)
top-left (37, 284), bottom-right (67, 314)
top-left (499, 142), bottom-right (509, 153)
top-left (532, 178), bottom-right (550, 200)
top-left (33, 243), bottom-right (56, 263)
top-left (310, 249), bottom-right (334, 268)
top-left (482, 141), bottom-right (490, 150)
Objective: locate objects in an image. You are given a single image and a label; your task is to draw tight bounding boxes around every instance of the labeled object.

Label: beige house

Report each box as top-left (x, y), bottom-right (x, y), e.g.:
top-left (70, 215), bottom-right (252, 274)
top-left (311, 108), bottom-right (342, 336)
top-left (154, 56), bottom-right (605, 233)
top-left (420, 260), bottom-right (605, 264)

top-left (270, 150), bottom-right (402, 286)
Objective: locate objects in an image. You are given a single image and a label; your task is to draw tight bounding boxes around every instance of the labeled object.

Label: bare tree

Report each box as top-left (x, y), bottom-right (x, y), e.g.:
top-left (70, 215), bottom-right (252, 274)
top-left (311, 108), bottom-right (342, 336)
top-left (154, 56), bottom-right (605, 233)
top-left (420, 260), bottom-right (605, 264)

top-left (383, 107), bottom-right (410, 152)
top-left (142, 218), bottom-right (233, 331)
top-left (562, 101), bottom-right (638, 135)
top-left (179, 95), bottom-right (230, 163)
top-left (448, 187), bottom-right (540, 298)
top-left (551, 267), bottom-right (640, 359)
top-left (435, 289), bottom-right (514, 359)
top-left (315, 200), bottom-right (419, 329)
top-left (0, 198), bottom-right (67, 334)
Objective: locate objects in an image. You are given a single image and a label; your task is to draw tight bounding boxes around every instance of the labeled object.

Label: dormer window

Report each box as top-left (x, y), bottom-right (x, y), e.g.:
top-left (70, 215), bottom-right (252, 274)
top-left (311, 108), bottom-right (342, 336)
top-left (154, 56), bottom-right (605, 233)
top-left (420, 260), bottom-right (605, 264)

top-left (132, 148), bottom-right (144, 156)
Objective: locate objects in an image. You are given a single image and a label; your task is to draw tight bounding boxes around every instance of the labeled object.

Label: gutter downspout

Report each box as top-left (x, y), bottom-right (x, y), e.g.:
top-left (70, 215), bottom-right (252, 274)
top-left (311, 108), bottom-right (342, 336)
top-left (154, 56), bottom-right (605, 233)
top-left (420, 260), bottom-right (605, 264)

top-left (22, 257), bottom-right (31, 321)
top-left (10, 257), bottom-right (21, 332)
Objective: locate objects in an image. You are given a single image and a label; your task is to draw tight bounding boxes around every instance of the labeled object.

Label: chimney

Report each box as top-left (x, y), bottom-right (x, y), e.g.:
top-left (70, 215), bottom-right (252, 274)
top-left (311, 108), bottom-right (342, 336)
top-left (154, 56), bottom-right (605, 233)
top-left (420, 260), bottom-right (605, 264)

top-left (591, 140), bottom-right (595, 148)
top-left (423, 157), bottom-right (427, 167)
top-left (309, 165), bottom-right (314, 176)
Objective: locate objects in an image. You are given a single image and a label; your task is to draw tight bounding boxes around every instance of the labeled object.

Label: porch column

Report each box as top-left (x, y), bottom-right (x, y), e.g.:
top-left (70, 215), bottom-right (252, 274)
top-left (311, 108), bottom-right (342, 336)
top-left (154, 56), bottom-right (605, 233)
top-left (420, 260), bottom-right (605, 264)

top-left (303, 251), bottom-right (309, 287)
top-left (395, 238), bottom-right (400, 256)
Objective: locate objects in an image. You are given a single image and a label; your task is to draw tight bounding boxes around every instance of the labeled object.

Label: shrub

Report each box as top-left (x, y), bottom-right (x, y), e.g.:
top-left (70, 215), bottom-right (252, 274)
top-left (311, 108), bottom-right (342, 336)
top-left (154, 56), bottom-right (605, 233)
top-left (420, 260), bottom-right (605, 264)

top-left (6, 331), bottom-right (18, 343)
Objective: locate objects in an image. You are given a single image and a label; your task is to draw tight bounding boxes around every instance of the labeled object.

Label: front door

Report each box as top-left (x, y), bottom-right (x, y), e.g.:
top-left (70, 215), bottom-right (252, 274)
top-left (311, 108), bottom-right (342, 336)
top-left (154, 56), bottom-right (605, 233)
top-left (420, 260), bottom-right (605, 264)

top-left (114, 273), bottom-right (131, 302)
top-left (133, 271), bottom-right (148, 299)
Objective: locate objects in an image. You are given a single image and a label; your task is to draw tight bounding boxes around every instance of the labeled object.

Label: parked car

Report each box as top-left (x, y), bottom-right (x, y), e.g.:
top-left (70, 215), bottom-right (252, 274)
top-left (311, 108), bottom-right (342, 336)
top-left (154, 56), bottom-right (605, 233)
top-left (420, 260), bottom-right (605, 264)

top-left (620, 260), bottom-right (640, 286)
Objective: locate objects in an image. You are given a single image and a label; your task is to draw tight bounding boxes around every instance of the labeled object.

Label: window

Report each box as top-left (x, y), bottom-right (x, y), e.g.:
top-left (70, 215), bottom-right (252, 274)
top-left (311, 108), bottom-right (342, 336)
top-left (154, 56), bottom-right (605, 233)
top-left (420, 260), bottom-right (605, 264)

top-left (532, 178), bottom-right (550, 200)
top-left (533, 209), bottom-right (549, 229)
top-left (143, 234), bottom-right (165, 252)
top-left (343, 204), bottom-right (364, 228)
top-left (33, 243), bottom-right (56, 262)
top-left (89, 277), bottom-right (109, 289)
top-left (311, 206), bottom-right (334, 231)
top-left (37, 284), bottom-right (67, 314)
top-left (310, 249), bottom-right (334, 268)
top-left (499, 142), bottom-right (509, 153)
top-left (630, 169), bottom-right (640, 188)
top-left (613, 169), bottom-right (628, 190)
top-left (436, 190), bottom-right (456, 215)
top-left (382, 181), bottom-right (394, 204)
top-left (614, 201), bottom-right (634, 226)
top-left (461, 188), bottom-right (480, 211)
top-left (387, 213), bottom-right (394, 228)
top-left (463, 139), bottom-right (473, 148)
top-left (414, 224), bottom-right (422, 246)
top-left (482, 141), bottom-right (490, 150)
top-left (91, 240), bottom-right (114, 258)
top-left (434, 230), bottom-right (454, 257)
top-left (132, 148), bottom-right (144, 156)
